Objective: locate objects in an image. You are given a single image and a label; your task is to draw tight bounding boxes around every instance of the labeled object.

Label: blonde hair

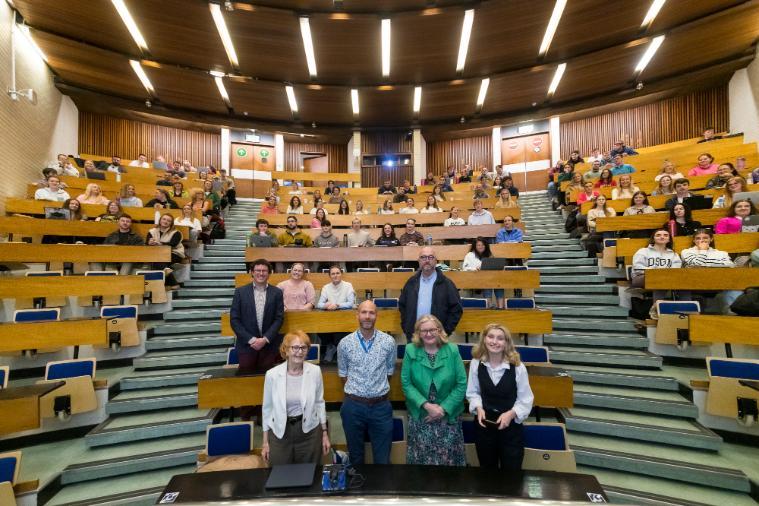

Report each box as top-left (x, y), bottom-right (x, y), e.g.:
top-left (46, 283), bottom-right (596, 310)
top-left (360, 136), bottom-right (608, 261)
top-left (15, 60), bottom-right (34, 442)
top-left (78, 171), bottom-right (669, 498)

top-left (119, 184), bottom-right (135, 198)
top-left (279, 330), bottom-right (312, 359)
top-left (84, 183), bottom-right (101, 198)
top-left (724, 176), bottom-right (748, 207)
top-left (471, 323), bottom-right (521, 366)
top-left (411, 315), bottom-right (449, 347)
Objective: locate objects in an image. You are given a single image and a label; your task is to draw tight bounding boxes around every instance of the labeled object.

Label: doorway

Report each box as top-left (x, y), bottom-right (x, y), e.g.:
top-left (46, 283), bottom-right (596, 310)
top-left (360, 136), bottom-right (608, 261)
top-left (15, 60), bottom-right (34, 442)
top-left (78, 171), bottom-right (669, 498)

top-left (301, 152), bottom-right (328, 187)
top-left (500, 133), bottom-right (551, 192)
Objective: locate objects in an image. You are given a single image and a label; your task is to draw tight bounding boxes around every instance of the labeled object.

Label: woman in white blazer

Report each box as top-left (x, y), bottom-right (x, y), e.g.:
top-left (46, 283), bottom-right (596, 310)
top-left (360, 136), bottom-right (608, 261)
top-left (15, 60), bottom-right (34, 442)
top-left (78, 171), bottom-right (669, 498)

top-left (262, 331), bottom-right (331, 465)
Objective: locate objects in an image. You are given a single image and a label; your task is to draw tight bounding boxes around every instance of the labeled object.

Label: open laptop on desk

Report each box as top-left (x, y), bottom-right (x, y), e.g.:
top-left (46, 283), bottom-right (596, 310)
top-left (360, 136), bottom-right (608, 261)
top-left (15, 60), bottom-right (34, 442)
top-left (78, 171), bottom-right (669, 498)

top-left (265, 463), bottom-right (316, 489)
top-left (481, 258), bottom-right (507, 270)
top-left (683, 195), bottom-right (712, 210)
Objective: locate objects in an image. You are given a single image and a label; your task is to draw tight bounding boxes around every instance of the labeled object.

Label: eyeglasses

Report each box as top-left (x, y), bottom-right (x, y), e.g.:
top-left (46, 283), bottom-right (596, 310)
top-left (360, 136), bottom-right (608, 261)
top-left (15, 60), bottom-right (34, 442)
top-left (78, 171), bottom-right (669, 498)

top-left (252, 269), bottom-right (269, 274)
top-left (419, 328), bottom-right (439, 334)
top-left (290, 345), bottom-right (309, 353)
top-left (419, 255), bottom-right (436, 261)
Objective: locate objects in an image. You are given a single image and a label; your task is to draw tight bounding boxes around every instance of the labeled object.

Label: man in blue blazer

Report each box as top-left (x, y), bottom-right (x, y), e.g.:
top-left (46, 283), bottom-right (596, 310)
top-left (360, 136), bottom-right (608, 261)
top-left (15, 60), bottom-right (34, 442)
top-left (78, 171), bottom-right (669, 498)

top-left (230, 258), bottom-right (285, 374)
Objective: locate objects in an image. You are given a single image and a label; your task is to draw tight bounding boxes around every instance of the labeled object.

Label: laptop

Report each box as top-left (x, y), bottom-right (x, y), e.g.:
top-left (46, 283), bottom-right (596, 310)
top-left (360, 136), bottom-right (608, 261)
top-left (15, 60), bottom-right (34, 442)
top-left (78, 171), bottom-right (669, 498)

top-left (683, 195), bottom-right (712, 210)
top-left (152, 160), bottom-right (168, 170)
top-left (44, 207), bottom-right (70, 220)
top-left (742, 215), bottom-right (759, 233)
top-left (733, 191), bottom-right (759, 207)
top-left (265, 463), bottom-right (316, 489)
top-left (481, 257), bottom-right (507, 270)
top-left (85, 170), bottom-right (106, 180)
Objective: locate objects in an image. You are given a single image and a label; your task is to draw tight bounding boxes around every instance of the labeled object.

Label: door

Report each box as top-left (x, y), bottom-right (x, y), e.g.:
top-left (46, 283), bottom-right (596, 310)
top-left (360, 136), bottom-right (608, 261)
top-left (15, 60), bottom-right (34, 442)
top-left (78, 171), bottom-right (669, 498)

top-left (302, 153), bottom-right (328, 188)
top-left (501, 133), bottom-right (551, 192)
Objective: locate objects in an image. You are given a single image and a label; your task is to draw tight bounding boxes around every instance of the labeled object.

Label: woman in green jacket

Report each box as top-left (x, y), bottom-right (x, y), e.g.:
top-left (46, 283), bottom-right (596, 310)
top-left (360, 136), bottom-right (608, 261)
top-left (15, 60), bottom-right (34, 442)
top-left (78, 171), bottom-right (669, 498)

top-left (401, 315), bottom-right (467, 466)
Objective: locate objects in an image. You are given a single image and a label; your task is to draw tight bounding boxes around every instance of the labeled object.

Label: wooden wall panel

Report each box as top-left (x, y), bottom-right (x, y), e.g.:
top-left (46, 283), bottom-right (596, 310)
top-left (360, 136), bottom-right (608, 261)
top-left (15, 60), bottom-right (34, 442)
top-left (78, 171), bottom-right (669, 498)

top-left (559, 86), bottom-right (729, 159)
top-left (426, 135), bottom-right (492, 174)
top-left (361, 131), bottom-right (413, 155)
top-left (78, 112), bottom-right (221, 167)
top-left (283, 142), bottom-right (348, 173)
top-left (361, 166), bottom-right (415, 189)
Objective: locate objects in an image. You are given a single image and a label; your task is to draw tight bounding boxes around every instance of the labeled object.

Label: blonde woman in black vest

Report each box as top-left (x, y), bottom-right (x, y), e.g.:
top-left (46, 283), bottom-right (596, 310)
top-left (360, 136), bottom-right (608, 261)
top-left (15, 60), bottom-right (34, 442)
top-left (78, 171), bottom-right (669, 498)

top-left (466, 323), bottom-right (533, 470)
top-left (147, 213), bottom-right (184, 289)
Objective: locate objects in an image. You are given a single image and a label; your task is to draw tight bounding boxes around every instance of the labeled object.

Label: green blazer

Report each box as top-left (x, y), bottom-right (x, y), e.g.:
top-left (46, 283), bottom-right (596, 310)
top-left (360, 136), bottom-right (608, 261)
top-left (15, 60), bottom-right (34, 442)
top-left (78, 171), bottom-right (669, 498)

top-left (400, 342), bottom-right (467, 422)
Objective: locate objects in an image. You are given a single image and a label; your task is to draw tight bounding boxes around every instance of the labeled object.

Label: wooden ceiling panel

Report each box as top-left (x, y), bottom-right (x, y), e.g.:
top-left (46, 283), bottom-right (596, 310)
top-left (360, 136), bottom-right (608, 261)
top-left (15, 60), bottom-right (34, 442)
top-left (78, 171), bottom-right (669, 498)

top-left (33, 31), bottom-right (146, 100)
top-left (226, 7), bottom-right (308, 82)
top-left (224, 79), bottom-right (293, 121)
top-left (149, 67), bottom-right (229, 115)
top-left (421, 81), bottom-right (481, 121)
top-left (297, 86), bottom-right (355, 124)
top-left (359, 87), bottom-right (414, 125)
top-left (649, 0), bottom-right (746, 33)
top-left (481, 69), bottom-right (553, 116)
top-left (310, 14), bottom-right (378, 85)
top-left (231, 1), bottom-right (463, 13)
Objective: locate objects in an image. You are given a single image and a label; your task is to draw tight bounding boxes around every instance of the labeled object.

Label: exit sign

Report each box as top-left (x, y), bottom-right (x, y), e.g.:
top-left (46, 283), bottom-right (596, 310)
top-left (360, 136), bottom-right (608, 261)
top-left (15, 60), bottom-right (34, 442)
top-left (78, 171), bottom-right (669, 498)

top-left (245, 134), bottom-right (261, 143)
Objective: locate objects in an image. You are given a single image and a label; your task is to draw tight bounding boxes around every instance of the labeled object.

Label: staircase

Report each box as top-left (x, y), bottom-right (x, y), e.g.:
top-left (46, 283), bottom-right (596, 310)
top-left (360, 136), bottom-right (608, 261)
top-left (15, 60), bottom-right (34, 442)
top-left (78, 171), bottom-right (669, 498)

top-left (44, 201), bottom-right (260, 505)
top-left (519, 192), bottom-right (758, 506)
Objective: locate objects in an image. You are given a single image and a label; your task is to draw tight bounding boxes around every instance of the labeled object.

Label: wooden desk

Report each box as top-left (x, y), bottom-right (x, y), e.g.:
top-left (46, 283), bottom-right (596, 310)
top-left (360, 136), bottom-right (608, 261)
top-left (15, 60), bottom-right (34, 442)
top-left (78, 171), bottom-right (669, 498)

top-left (238, 270), bottom-right (540, 291)
top-left (0, 216), bottom-right (189, 241)
top-left (273, 171), bottom-right (361, 184)
top-left (596, 208), bottom-right (726, 233)
top-left (246, 243), bottom-right (531, 263)
top-left (614, 233), bottom-right (759, 260)
top-left (220, 308), bottom-right (552, 336)
top-left (0, 243), bottom-right (170, 265)
top-left (268, 224), bottom-right (507, 241)
top-left (688, 315), bottom-right (759, 346)
top-left (278, 199), bottom-right (505, 214)
top-left (644, 268), bottom-right (759, 290)
top-left (0, 382), bottom-right (63, 435)
top-left (5, 198), bottom-right (186, 222)
top-left (0, 275), bottom-right (145, 299)
top-left (0, 318), bottom-right (108, 353)
top-left (263, 208), bottom-right (521, 227)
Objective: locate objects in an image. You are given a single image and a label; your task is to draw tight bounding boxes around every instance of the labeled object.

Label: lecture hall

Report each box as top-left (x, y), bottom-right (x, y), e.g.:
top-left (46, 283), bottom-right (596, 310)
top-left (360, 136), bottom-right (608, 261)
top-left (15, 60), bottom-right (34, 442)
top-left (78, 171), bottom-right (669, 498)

top-left (1, 0), bottom-right (759, 505)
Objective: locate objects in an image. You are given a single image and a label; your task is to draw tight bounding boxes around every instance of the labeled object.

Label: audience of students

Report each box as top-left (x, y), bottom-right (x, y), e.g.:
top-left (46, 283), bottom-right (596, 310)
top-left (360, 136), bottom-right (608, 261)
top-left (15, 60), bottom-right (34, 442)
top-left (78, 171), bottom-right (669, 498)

top-left (687, 153), bottom-right (719, 176)
top-left (667, 203), bottom-right (702, 237)
top-left (715, 199), bottom-right (758, 234)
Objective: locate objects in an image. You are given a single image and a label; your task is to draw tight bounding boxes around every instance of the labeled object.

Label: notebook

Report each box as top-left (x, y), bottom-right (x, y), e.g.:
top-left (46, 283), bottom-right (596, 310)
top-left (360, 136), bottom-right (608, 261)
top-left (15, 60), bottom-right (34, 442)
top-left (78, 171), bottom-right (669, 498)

top-left (481, 257), bottom-right (507, 270)
top-left (44, 207), bottom-right (70, 220)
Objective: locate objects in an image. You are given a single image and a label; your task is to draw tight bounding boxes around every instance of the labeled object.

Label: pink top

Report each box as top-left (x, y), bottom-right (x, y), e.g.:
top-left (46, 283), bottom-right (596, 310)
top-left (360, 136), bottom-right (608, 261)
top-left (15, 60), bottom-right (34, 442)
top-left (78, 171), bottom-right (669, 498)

top-left (714, 216), bottom-right (742, 234)
top-left (687, 163), bottom-right (718, 177)
top-left (576, 191), bottom-right (599, 205)
top-left (276, 279), bottom-right (315, 310)
top-left (311, 217), bottom-right (322, 229)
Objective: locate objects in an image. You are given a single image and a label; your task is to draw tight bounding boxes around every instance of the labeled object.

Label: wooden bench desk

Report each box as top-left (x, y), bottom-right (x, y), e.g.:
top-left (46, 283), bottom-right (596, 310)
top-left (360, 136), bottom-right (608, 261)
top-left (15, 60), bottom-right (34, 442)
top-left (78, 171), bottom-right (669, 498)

top-left (0, 275), bottom-right (145, 299)
top-left (687, 314), bottom-right (759, 346)
top-left (263, 208), bottom-right (521, 227)
top-left (27, 182), bottom-right (191, 208)
top-left (0, 216), bottom-right (189, 242)
top-left (237, 269), bottom-right (540, 291)
top-left (0, 244), bottom-right (170, 268)
top-left (5, 198), bottom-right (186, 223)
top-left (614, 233), bottom-right (759, 261)
top-left (272, 171), bottom-right (360, 185)
top-left (0, 382), bottom-right (63, 435)
top-left (246, 243), bottom-right (531, 263)
top-left (265, 224), bottom-right (507, 241)
top-left (277, 199), bottom-right (505, 214)
top-left (644, 268), bottom-right (759, 291)
top-left (595, 208), bottom-right (726, 233)
top-left (0, 318), bottom-right (108, 353)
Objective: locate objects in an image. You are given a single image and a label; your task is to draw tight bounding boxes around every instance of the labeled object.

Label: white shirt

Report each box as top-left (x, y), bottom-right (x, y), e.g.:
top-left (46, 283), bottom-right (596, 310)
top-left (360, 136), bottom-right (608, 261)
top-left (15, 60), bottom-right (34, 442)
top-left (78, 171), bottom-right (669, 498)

top-left (128, 160), bottom-right (150, 168)
top-left (399, 207), bottom-right (419, 214)
top-left (466, 358), bottom-right (534, 423)
top-left (174, 216), bottom-right (202, 232)
top-left (316, 281), bottom-right (356, 309)
top-left (310, 207), bottom-right (328, 216)
top-left (420, 207), bottom-right (443, 214)
top-left (467, 210), bottom-right (495, 225)
top-left (286, 373), bottom-right (304, 417)
top-left (34, 187), bottom-right (70, 202)
top-left (444, 217), bottom-right (465, 227)
top-left (461, 252), bottom-right (482, 271)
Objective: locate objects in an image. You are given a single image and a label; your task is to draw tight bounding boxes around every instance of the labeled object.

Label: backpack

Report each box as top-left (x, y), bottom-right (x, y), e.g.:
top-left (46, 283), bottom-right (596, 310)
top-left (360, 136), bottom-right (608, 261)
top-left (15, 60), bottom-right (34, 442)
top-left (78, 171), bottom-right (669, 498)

top-left (207, 214), bottom-right (226, 239)
top-left (730, 287), bottom-right (759, 316)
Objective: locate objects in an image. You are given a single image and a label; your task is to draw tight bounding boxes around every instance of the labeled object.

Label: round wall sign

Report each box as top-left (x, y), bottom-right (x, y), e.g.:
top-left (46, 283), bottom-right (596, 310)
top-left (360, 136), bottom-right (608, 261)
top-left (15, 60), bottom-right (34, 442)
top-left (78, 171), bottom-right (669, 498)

top-left (236, 148), bottom-right (247, 157)
top-left (260, 149), bottom-right (270, 158)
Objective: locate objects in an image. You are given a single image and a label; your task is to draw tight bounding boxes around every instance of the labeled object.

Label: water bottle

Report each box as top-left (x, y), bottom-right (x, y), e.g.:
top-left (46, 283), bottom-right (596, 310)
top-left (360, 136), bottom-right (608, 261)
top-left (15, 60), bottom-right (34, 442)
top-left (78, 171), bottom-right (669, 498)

top-left (342, 234), bottom-right (348, 247)
top-left (426, 234), bottom-right (432, 246)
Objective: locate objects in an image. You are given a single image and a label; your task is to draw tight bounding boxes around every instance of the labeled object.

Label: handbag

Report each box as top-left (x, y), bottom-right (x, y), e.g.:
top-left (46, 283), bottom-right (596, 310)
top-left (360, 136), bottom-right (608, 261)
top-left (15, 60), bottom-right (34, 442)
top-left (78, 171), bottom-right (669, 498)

top-left (730, 287), bottom-right (759, 316)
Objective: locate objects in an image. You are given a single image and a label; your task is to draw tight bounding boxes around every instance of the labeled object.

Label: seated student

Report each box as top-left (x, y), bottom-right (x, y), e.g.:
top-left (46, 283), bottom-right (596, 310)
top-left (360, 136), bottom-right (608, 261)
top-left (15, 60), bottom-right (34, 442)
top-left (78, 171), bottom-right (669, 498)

top-left (260, 196), bottom-right (280, 215)
top-left (465, 323), bottom-right (534, 470)
top-left (400, 179), bottom-right (417, 194)
top-left (376, 223), bottom-right (401, 246)
top-left (64, 198), bottom-right (88, 221)
top-left (309, 200), bottom-right (329, 217)
top-left (248, 218), bottom-right (279, 247)
top-left (576, 181), bottom-right (599, 205)
top-left (175, 203), bottom-right (203, 243)
top-left (287, 181), bottom-right (303, 195)
top-left (42, 198), bottom-right (89, 244)
top-left (378, 180), bottom-right (397, 195)
top-left (190, 190), bottom-right (208, 214)
top-left (624, 191), bottom-right (656, 215)
top-left (552, 163), bottom-right (574, 204)
top-left (593, 167), bottom-right (617, 189)
top-left (96, 200), bottom-right (123, 222)
top-left (562, 172), bottom-right (585, 206)
top-left (422, 171), bottom-right (436, 186)
top-left (311, 208), bottom-right (327, 229)
top-left (277, 263), bottom-right (315, 310)
top-left (502, 177), bottom-right (519, 198)
top-left (354, 200), bottom-right (369, 215)
top-left (713, 176), bottom-right (748, 208)
top-left (715, 199), bottom-right (758, 234)
top-left (36, 167), bottom-right (64, 189)
top-left (491, 176), bottom-right (505, 193)
top-left (129, 154), bottom-right (150, 168)
top-left (167, 160), bottom-right (185, 178)
top-left (468, 199), bottom-right (495, 225)
top-left (472, 184), bottom-right (490, 200)
top-left (82, 159), bottom-right (99, 174)
top-left (608, 139), bottom-right (638, 158)
top-left (379, 199), bottom-right (395, 215)
top-left (496, 215), bottom-right (523, 243)
top-left (667, 202), bottom-right (702, 237)
top-left (316, 265), bottom-right (356, 362)
top-left (584, 195), bottom-right (617, 256)
top-left (181, 159), bottom-right (196, 174)
top-left (93, 214), bottom-right (145, 275)
top-left (586, 147), bottom-right (606, 164)
top-left (687, 153), bottom-right (719, 176)
top-left (279, 216), bottom-right (313, 247)
top-left (681, 229), bottom-right (738, 314)
top-left (147, 213), bottom-right (184, 289)
top-left (698, 126), bottom-right (723, 143)
top-left (444, 207), bottom-right (466, 227)
top-left (324, 180), bottom-right (338, 197)
top-left (399, 218), bottom-right (425, 246)
top-left (494, 187), bottom-right (518, 209)
top-left (328, 189), bottom-right (344, 204)
top-left (393, 187), bottom-right (409, 204)
top-left (664, 178), bottom-right (693, 209)
top-left (286, 196), bottom-right (304, 214)
top-left (170, 181), bottom-right (188, 199)
top-left (106, 155), bottom-right (126, 173)
top-left (119, 184), bottom-right (143, 207)
top-left (337, 199), bottom-right (351, 215)
top-left (706, 163), bottom-right (739, 189)
top-left (399, 198), bottom-right (420, 214)
top-left (34, 175), bottom-right (70, 201)
top-left (265, 187), bottom-right (280, 206)
top-left (610, 155), bottom-right (636, 176)
top-left (145, 189), bottom-right (179, 209)
top-left (631, 229), bottom-right (683, 316)
top-left (463, 237), bottom-right (505, 308)
top-left (313, 219), bottom-right (339, 247)
top-left (202, 180), bottom-right (222, 211)
top-left (567, 150), bottom-right (584, 170)
top-left (655, 160), bottom-right (684, 182)
top-left (48, 153), bottom-right (80, 177)
top-left (421, 195), bottom-right (443, 214)
top-left (583, 160), bottom-right (603, 181)
top-left (611, 174), bottom-right (639, 200)
top-left (76, 183), bottom-right (108, 206)
top-left (652, 175), bottom-right (675, 196)
top-left (347, 218), bottom-right (375, 247)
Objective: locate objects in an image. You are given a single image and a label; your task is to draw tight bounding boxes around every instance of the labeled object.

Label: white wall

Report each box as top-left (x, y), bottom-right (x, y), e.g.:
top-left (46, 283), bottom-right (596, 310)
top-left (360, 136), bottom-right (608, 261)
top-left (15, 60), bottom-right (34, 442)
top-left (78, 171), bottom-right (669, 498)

top-left (413, 129), bottom-right (426, 184)
top-left (729, 53), bottom-right (759, 143)
top-left (0, 1), bottom-right (78, 211)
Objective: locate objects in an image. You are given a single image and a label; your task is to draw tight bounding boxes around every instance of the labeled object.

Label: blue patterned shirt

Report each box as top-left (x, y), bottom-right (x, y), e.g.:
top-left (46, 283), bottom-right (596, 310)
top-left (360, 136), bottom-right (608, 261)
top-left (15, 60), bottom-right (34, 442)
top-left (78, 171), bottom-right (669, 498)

top-left (416, 270), bottom-right (437, 321)
top-left (337, 329), bottom-right (396, 398)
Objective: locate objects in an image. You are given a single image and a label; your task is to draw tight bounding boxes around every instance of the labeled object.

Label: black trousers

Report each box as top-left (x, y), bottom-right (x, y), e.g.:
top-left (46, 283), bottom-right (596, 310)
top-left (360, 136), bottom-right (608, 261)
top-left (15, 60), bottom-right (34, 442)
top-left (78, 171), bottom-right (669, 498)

top-left (474, 421), bottom-right (524, 470)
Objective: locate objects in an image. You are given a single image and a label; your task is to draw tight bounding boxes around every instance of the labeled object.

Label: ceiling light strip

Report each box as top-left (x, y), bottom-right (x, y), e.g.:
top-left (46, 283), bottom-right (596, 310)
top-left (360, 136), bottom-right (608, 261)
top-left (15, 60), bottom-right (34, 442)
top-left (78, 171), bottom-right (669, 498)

top-left (476, 78), bottom-right (490, 107)
top-left (538, 0), bottom-right (567, 57)
top-left (351, 89), bottom-right (359, 115)
top-left (456, 9), bottom-right (475, 73)
top-left (413, 86), bottom-right (422, 113)
top-left (635, 35), bottom-right (665, 73)
top-left (214, 76), bottom-right (231, 107)
top-left (641, 0), bottom-right (667, 29)
top-left (129, 59), bottom-right (155, 95)
top-left (299, 17), bottom-right (318, 77)
top-left (547, 62), bottom-right (566, 96)
top-left (381, 18), bottom-right (391, 77)
top-left (285, 85), bottom-right (299, 113)
top-left (111, 0), bottom-right (149, 52)
top-left (210, 3), bottom-right (239, 68)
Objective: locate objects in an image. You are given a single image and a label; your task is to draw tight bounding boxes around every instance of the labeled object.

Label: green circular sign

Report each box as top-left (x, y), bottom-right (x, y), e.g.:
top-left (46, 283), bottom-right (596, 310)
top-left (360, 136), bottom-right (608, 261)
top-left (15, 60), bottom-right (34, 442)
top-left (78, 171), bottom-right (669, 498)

top-left (260, 149), bottom-right (270, 158)
top-left (236, 148), bottom-right (247, 157)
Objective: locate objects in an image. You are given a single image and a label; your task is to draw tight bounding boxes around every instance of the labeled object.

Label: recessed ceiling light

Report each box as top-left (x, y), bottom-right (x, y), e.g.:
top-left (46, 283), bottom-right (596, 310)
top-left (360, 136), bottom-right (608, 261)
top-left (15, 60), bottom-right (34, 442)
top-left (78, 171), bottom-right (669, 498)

top-left (129, 60), bottom-right (155, 95)
top-left (210, 3), bottom-right (239, 68)
top-left (111, 0), bottom-right (149, 52)
top-left (456, 9), bottom-right (474, 73)
top-left (538, 0), bottom-right (567, 57)
top-left (635, 35), bottom-right (665, 73)
top-left (285, 85), bottom-right (298, 113)
top-left (413, 86), bottom-right (422, 113)
top-left (641, 0), bottom-right (667, 29)
top-left (381, 18), bottom-right (391, 77)
top-left (547, 62), bottom-right (566, 96)
top-left (351, 89), bottom-right (359, 115)
top-left (214, 76), bottom-right (231, 107)
top-left (476, 78), bottom-right (490, 107)
top-left (299, 17), bottom-right (317, 77)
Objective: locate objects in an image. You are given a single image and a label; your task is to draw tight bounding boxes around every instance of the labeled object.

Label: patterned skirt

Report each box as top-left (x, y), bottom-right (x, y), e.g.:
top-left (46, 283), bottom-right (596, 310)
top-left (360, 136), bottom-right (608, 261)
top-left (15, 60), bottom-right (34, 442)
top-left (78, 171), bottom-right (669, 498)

top-left (407, 416), bottom-right (466, 466)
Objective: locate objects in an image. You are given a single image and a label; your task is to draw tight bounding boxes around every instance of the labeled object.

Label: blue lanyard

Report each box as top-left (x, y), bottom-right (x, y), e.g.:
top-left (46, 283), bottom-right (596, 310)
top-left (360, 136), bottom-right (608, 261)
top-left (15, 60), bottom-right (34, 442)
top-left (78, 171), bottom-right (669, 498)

top-left (357, 331), bottom-right (375, 354)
